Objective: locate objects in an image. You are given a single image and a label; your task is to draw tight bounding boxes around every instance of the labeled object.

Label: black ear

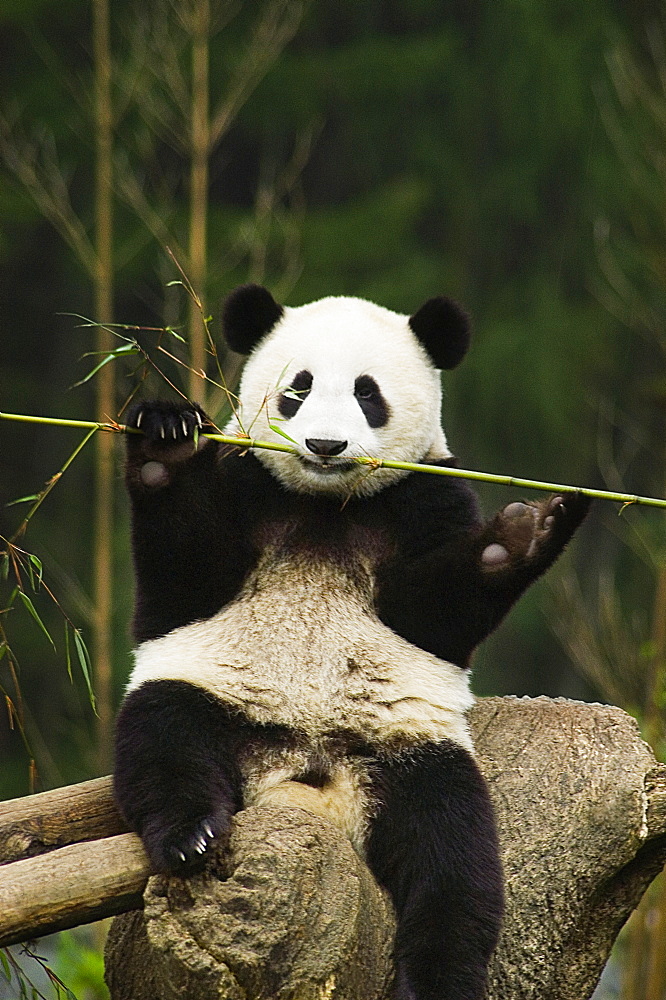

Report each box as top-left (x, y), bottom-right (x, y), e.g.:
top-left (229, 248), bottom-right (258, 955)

top-left (222, 284), bottom-right (284, 354)
top-left (408, 296), bottom-right (471, 370)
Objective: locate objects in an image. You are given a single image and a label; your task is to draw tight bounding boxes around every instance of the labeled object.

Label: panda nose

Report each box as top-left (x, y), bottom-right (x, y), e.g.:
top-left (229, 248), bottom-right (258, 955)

top-left (305, 438), bottom-right (348, 457)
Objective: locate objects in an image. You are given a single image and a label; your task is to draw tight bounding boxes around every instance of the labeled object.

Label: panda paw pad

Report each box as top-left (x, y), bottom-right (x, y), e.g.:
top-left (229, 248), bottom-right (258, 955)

top-left (482, 495), bottom-right (571, 571)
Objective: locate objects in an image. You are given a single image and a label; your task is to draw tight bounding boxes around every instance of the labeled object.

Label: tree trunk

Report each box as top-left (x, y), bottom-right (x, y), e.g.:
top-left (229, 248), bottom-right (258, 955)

top-left (101, 696), bottom-right (666, 1000)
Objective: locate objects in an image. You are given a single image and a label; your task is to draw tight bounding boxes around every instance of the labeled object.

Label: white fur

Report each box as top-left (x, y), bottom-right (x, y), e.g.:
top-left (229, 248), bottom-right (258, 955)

top-left (128, 546), bottom-right (474, 844)
top-left (128, 550), bottom-right (473, 749)
top-left (224, 296), bottom-right (451, 497)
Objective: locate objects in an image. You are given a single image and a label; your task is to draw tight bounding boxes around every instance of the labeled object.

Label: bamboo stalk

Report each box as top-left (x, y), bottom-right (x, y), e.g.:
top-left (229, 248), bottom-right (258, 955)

top-left (187, 0), bottom-right (210, 405)
top-left (2, 409), bottom-right (666, 508)
top-left (92, 0), bottom-right (115, 773)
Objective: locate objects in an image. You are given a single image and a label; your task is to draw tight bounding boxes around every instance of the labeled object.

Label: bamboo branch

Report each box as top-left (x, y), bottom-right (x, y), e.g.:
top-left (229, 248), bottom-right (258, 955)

top-left (92, 0), bottom-right (116, 774)
top-left (2, 409), bottom-right (666, 508)
top-left (187, 0), bottom-right (211, 403)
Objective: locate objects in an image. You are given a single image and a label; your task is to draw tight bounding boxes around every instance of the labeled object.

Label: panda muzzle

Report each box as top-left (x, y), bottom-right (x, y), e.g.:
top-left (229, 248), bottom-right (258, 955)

top-left (305, 438), bottom-right (348, 458)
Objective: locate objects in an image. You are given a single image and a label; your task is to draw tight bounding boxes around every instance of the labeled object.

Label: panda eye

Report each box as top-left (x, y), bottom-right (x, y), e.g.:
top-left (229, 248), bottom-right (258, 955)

top-left (278, 369), bottom-right (313, 418)
top-left (354, 375), bottom-right (378, 400)
top-left (354, 375), bottom-right (390, 428)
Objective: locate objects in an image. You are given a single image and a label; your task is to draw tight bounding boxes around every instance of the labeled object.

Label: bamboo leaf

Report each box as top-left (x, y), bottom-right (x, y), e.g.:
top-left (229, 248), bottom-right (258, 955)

top-left (0, 552), bottom-right (8, 581)
top-left (5, 494), bottom-right (40, 507)
top-left (268, 423), bottom-right (298, 446)
top-left (64, 622), bottom-right (73, 682)
top-left (28, 554), bottom-right (43, 588)
top-left (19, 591), bottom-right (56, 650)
top-left (166, 326), bottom-right (187, 343)
top-left (73, 629), bottom-right (97, 712)
top-left (0, 948), bottom-right (10, 981)
top-left (71, 343), bottom-right (140, 388)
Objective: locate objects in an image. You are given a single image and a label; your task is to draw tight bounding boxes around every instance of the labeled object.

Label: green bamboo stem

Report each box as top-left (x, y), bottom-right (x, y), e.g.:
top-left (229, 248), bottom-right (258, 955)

top-left (92, 0), bottom-right (115, 773)
top-left (2, 410), bottom-right (666, 509)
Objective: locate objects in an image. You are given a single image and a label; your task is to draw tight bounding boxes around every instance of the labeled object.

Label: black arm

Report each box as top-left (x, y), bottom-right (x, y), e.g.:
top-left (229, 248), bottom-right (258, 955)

top-left (124, 400), bottom-right (254, 642)
top-left (377, 468), bottom-right (590, 666)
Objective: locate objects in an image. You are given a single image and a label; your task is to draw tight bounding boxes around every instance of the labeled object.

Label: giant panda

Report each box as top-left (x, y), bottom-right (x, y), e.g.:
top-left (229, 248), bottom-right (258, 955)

top-left (114, 285), bottom-right (589, 1000)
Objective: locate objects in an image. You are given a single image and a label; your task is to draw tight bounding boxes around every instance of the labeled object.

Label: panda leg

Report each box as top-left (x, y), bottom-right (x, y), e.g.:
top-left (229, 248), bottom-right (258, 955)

top-left (367, 742), bottom-right (503, 1000)
top-left (113, 679), bottom-right (243, 873)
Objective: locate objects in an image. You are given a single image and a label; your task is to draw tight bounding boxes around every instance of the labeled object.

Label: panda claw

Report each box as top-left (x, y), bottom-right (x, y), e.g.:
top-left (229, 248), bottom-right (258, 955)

top-left (203, 822), bottom-right (214, 839)
top-left (135, 409), bottom-right (143, 429)
top-left (178, 850), bottom-right (187, 863)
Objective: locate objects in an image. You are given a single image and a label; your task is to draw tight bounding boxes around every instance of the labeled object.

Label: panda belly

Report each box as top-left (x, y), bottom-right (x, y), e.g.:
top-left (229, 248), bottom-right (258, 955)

top-left (127, 548), bottom-right (474, 846)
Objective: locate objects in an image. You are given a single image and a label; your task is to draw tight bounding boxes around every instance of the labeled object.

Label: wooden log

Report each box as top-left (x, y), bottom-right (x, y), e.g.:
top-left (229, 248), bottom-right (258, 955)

top-left (0, 775), bottom-right (127, 864)
top-left (0, 832), bottom-right (149, 947)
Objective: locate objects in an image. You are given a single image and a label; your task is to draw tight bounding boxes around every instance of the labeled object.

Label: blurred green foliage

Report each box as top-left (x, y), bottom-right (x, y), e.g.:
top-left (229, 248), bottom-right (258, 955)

top-left (0, 0), bottom-right (665, 801)
top-left (5, 1), bottom-right (666, 994)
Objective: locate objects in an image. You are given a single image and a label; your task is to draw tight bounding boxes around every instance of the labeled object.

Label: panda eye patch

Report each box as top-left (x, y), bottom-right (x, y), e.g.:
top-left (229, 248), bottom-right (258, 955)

top-left (278, 369), bottom-right (313, 418)
top-left (354, 375), bottom-right (390, 428)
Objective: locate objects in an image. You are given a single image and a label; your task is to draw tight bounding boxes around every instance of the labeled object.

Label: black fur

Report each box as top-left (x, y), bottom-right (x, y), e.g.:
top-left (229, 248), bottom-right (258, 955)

top-left (116, 397), bottom-right (589, 1000)
top-left (114, 680), bottom-right (243, 871)
top-left (222, 283), bottom-right (284, 354)
top-left (368, 741), bottom-right (503, 1000)
top-left (278, 369), bottom-right (313, 418)
top-left (354, 374), bottom-right (390, 428)
top-left (408, 296), bottom-right (471, 370)
top-left (122, 403), bottom-right (589, 661)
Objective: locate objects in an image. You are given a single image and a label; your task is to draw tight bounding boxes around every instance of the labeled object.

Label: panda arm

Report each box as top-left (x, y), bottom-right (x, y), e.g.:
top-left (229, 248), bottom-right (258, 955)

top-left (376, 470), bottom-right (590, 666)
top-left (125, 401), bottom-right (253, 642)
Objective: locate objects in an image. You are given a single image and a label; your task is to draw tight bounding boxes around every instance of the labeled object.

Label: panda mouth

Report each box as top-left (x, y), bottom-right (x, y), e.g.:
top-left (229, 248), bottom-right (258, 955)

top-left (299, 456), bottom-right (356, 475)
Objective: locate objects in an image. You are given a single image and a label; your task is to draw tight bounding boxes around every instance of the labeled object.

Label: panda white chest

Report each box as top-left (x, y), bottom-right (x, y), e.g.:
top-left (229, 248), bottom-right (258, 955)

top-left (128, 544), bottom-right (473, 752)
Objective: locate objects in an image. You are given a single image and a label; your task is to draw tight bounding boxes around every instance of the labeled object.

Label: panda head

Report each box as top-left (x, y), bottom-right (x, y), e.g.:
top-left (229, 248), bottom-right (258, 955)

top-left (222, 284), bottom-right (470, 498)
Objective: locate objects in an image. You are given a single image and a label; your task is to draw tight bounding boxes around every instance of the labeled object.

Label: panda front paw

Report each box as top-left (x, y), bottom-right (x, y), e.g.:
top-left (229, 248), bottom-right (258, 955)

top-left (127, 400), bottom-right (209, 445)
top-left (481, 492), bottom-right (590, 573)
top-left (125, 401), bottom-right (214, 484)
top-left (142, 812), bottom-right (226, 875)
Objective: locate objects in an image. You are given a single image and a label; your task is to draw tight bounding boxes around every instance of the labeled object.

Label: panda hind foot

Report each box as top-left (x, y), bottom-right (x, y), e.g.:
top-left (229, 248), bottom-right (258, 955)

top-left (142, 812), bottom-right (225, 875)
top-left (481, 492), bottom-right (590, 572)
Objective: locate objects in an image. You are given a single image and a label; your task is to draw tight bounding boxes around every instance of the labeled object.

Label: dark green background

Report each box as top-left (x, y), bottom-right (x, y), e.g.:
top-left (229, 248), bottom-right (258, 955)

top-left (2, 0), bottom-right (664, 796)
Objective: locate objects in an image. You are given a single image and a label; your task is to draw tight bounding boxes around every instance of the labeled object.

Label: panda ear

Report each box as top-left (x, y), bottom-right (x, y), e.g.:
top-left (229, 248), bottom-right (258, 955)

top-left (408, 296), bottom-right (471, 370)
top-left (222, 284), bottom-right (284, 354)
